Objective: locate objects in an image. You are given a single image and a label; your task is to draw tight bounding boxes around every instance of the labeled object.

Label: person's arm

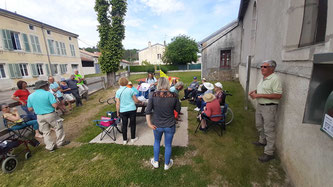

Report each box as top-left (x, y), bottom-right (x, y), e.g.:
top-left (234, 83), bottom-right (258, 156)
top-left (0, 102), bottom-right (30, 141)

top-left (204, 103), bottom-right (213, 117)
top-left (146, 114), bottom-right (157, 130)
top-left (175, 98), bottom-right (181, 113)
top-left (145, 97), bottom-right (156, 130)
top-left (251, 93), bottom-right (282, 100)
top-left (5, 108), bottom-right (21, 121)
top-left (132, 95), bottom-right (141, 104)
top-left (116, 98), bottom-right (120, 117)
top-left (11, 94), bottom-right (25, 105)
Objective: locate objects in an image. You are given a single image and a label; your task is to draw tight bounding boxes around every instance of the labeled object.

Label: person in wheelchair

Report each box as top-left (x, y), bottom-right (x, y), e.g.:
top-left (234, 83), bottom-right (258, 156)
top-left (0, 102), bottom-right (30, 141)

top-left (214, 82), bottom-right (224, 105)
top-left (198, 93), bottom-right (222, 131)
top-left (1, 103), bottom-right (43, 138)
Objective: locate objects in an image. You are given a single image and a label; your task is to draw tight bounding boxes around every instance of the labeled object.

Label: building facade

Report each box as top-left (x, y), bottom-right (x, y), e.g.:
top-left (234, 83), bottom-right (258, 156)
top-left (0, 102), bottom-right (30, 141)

top-left (138, 41), bottom-right (165, 65)
top-left (0, 8), bottom-right (82, 90)
top-left (80, 50), bottom-right (100, 75)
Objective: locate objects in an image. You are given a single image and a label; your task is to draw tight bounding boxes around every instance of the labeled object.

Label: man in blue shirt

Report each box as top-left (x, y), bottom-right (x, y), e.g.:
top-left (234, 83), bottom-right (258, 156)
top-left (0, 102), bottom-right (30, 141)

top-left (28, 80), bottom-right (69, 151)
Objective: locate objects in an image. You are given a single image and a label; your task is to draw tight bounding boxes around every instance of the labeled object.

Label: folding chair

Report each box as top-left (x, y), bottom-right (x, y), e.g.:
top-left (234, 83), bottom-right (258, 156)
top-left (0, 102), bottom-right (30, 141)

top-left (94, 112), bottom-right (122, 141)
top-left (195, 104), bottom-right (228, 136)
top-left (2, 116), bottom-right (34, 139)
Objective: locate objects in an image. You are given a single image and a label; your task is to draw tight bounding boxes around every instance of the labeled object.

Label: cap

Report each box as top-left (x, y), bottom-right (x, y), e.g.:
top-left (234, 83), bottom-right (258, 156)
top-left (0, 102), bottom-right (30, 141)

top-left (193, 76), bottom-right (197, 80)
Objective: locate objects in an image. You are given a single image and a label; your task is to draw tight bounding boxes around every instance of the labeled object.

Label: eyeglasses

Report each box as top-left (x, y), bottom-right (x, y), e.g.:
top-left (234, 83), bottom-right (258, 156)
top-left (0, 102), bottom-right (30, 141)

top-left (260, 66), bottom-right (270, 69)
top-left (2, 106), bottom-right (9, 109)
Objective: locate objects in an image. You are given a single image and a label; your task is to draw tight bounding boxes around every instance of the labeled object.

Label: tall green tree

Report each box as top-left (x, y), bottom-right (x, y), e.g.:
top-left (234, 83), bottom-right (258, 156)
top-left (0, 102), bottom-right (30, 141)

top-left (95, 0), bottom-right (127, 86)
top-left (162, 35), bottom-right (199, 65)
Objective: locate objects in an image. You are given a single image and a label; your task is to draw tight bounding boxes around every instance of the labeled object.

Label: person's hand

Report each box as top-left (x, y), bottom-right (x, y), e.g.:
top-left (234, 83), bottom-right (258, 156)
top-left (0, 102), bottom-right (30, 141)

top-left (20, 100), bottom-right (26, 106)
top-left (249, 92), bottom-right (257, 99)
top-left (117, 112), bottom-right (120, 118)
top-left (148, 123), bottom-right (157, 130)
top-left (12, 107), bottom-right (18, 112)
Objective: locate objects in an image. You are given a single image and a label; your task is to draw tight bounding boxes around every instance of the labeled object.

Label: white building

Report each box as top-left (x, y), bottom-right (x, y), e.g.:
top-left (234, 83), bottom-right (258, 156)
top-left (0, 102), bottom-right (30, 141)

top-left (138, 41), bottom-right (165, 65)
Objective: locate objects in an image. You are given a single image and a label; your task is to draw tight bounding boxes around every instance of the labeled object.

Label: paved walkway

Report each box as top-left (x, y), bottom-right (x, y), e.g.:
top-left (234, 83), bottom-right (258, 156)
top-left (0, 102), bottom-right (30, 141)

top-left (90, 107), bottom-right (189, 147)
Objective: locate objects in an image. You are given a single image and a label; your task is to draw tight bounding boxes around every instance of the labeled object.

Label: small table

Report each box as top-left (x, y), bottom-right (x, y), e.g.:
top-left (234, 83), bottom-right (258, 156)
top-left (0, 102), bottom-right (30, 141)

top-left (136, 101), bottom-right (147, 116)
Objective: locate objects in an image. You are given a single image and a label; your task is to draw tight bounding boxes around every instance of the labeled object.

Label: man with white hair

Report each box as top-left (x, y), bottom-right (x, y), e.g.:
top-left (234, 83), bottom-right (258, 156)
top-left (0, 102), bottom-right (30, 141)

top-left (249, 60), bottom-right (283, 162)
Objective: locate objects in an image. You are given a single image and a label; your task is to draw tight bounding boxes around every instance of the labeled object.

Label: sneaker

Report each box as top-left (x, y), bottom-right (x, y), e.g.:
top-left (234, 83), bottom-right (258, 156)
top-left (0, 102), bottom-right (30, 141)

top-left (181, 97), bottom-right (186, 101)
top-left (164, 159), bottom-right (173, 170)
top-left (57, 140), bottom-right (70, 147)
top-left (123, 140), bottom-right (128, 145)
top-left (150, 158), bottom-right (159, 169)
top-left (252, 141), bottom-right (267, 147)
top-left (194, 107), bottom-right (200, 111)
top-left (131, 137), bottom-right (139, 143)
top-left (258, 154), bottom-right (275, 162)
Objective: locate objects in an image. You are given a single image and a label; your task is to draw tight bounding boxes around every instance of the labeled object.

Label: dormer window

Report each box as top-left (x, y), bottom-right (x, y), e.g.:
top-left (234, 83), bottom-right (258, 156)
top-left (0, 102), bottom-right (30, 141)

top-left (29, 25), bottom-right (34, 30)
top-left (69, 37), bottom-right (72, 40)
top-left (47, 30), bottom-right (51, 35)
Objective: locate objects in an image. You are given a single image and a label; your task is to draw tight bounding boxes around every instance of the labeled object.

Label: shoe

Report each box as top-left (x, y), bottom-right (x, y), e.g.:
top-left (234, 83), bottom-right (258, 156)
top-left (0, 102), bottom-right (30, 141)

top-left (47, 147), bottom-right (56, 152)
top-left (57, 140), bottom-right (70, 147)
top-left (164, 159), bottom-right (173, 170)
top-left (258, 154), bottom-right (275, 162)
top-left (199, 127), bottom-right (207, 131)
top-left (181, 97), bottom-right (186, 101)
top-left (252, 141), bottom-right (267, 146)
top-left (150, 158), bottom-right (159, 169)
top-left (123, 140), bottom-right (128, 145)
top-left (131, 137), bottom-right (139, 143)
top-left (194, 107), bottom-right (200, 111)
top-left (35, 134), bottom-right (43, 139)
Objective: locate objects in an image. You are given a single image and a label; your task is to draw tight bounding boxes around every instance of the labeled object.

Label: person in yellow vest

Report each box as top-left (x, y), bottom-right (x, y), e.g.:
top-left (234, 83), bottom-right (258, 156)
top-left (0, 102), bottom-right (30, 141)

top-left (74, 70), bottom-right (89, 99)
top-left (249, 60), bottom-right (283, 162)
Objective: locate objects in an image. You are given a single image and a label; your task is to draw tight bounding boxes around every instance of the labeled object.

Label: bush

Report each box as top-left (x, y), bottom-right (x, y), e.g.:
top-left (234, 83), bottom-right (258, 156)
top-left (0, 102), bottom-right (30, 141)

top-left (159, 66), bottom-right (168, 74)
top-left (130, 65), bottom-right (154, 72)
top-left (147, 66), bottom-right (155, 73)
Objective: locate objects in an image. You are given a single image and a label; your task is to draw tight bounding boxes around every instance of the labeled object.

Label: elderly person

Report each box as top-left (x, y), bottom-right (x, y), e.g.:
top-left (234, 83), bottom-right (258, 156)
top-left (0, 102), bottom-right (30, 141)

top-left (199, 93), bottom-right (222, 131)
top-left (59, 78), bottom-right (76, 111)
top-left (194, 82), bottom-right (214, 111)
top-left (146, 77), bottom-right (181, 170)
top-left (11, 80), bottom-right (36, 120)
top-left (1, 103), bottom-right (43, 138)
top-left (249, 60), bottom-right (282, 162)
top-left (116, 77), bottom-right (141, 145)
top-left (74, 70), bottom-right (89, 99)
top-left (66, 75), bottom-right (82, 107)
top-left (170, 81), bottom-right (184, 96)
top-left (182, 77), bottom-right (199, 100)
top-left (214, 82), bottom-right (224, 105)
top-left (127, 81), bottom-right (139, 95)
top-left (48, 76), bottom-right (66, 114)
top-left (27, 80), bottom-right (70, 151)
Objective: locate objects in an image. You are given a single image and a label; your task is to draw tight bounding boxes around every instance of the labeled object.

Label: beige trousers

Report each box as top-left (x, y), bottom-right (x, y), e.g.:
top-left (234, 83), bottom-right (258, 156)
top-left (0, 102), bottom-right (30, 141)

top-left (37, 112), bottom-right (65, 150)
top-left (78, 84), bottom-right (89, 96)
top-left (255, 104), bottom-right (278, 155)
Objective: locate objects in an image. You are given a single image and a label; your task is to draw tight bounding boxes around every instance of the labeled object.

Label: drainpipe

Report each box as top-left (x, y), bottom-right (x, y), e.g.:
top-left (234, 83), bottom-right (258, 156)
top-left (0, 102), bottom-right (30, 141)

top-left (245, 55), bottom-right (251, 110)
top-left (41, 23), bottom-right (52, 75)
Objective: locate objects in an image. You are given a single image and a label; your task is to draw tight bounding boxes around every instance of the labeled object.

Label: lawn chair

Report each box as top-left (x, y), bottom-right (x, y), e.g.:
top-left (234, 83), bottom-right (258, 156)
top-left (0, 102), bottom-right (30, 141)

top-left (94, 112), bottom-right (122, 141)
top-left (2, 115), bottom-right (34, 139)
top-left (194, 104), bottom-right (228, 136)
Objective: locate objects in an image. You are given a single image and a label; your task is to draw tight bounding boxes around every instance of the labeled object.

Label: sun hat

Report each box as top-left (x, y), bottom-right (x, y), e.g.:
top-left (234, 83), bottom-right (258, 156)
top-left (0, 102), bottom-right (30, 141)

top-left (203, 82), bottom-right (214, 90)
top-left (128, 81), bottom-right (133, 85)
top-left (214, 82), bottom-right (223, 89)
top-left (203, 93), bottom-right (216, 103)
top-left (202, 78), bottom-right (206, 81)
top-left (34, 80), bottom-right (49, 89)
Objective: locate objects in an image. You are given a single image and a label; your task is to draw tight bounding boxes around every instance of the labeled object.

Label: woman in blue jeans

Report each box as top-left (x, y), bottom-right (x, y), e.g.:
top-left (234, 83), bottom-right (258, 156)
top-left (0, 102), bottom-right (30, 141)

top-left (146, 77), bottom-right (181, 170)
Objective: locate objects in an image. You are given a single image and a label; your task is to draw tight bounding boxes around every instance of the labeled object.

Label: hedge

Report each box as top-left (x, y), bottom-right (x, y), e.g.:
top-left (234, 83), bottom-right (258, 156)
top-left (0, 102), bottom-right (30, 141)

top-left (130, 65), bottom-right (179, 73)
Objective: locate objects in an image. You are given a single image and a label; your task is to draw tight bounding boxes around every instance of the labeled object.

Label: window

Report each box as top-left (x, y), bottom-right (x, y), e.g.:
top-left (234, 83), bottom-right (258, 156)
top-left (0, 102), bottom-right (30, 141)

top-left (71, 64), bottom-right (78, 72)
top-left (82, 60), bottom-right (94, 67)
top-left (70, 44), bottom-right (76, 56)
top-left (60, 42), bottom-right (67, 55)
top-left (60, 64), bottom-right (67, 74)
top-left (47, 30), bottom-right (51, 35)
top-left (51, 64), bottom-right (58, 75)
top-left (22, 34), bottom-right (31, 52)
top-left (69, 37), bottom-right (72, 40)
top-left (36, 64), bottom-right (44, 75)
top-left (55, 41), bottom-right (61, 55)
top-left (30, 35), bottom-right (42, 53)
top-left (157, 54), bottom-right (161, 59)
top-left (0, 64), bottom-right (6, 78)
top-left (1, 30), bottom-right (22, 50)
top-left (220, 50), bottom-right (231, 69)
top-left (19, 64), bottom-right (28, 76)
top-left (29, 25), bottom-right (34, 30)
top-left (299, 0), bottom-right (327, 47)
top-left (48, 39), bottom-right (55, 54)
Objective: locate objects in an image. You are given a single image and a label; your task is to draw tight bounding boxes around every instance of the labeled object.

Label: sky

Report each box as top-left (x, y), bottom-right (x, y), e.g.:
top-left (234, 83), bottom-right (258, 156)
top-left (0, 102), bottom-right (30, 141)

top-left (0, 0), bottom-right (241, 50)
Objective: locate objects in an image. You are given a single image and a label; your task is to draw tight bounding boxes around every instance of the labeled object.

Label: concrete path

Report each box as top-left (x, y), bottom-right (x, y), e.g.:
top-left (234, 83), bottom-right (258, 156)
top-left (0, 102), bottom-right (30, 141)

top-left (90, 107), bottom-right (188, 147)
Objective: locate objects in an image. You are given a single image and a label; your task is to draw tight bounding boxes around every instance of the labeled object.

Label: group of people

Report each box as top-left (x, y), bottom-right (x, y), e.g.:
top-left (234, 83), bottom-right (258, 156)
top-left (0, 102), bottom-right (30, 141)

top-left (1, 70), bottom-right (90, 152)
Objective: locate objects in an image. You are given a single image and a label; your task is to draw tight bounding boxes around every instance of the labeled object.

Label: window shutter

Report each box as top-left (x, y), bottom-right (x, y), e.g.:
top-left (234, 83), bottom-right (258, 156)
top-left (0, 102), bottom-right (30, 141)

top-left (2, 29), bottom-right (14, 50)
top-left (31, 64), bottom-right (38, 77)
top-left (45, 64), bottom-right (50, 76)
top-left (22, 34), bottom-right (31, 52)
top-left (7, 64), bottom-right (16, 78)
top-left (35, 36), bottom-right (41, 53)
top-left (50, 64), bottom-right (56, 75)
top-left (14, 64), bottom-right (22, 78)
top-left (29, 35), bottom-right (37, 52)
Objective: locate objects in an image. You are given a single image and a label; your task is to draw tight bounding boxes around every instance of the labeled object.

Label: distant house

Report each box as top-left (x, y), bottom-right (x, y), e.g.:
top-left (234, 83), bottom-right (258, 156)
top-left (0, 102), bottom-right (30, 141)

top-left (138, 41), bottom-right (165, 65)
top-left (79, 50), bottom-right (100, 74)
top-left (119, 59), bottom-right (130, 69)
top-left (0, 8), bottom-right (82, 90)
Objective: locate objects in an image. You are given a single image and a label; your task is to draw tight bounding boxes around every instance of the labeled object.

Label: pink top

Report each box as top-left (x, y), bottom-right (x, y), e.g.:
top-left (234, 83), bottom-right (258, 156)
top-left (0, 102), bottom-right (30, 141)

top-left (204, 99), bottom-right (222, 121)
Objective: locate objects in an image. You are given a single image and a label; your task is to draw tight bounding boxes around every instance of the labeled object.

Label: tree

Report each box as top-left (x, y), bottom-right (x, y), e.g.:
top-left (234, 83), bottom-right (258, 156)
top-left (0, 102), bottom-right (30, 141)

top-left (123, 49), bottom-right (138, 61)
top-left (162, 35), bottom-right (199, 65)
top-left (95, 0), bottom-right (127, 87)
top-left (84, 46), bottom-right (100, 53)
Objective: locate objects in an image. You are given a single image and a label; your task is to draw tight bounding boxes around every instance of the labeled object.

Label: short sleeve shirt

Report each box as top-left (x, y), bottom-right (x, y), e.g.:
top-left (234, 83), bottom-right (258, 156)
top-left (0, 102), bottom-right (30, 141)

top-left (49, 82), bottom-right (63, 98)
top-left (257, 73), bottom-right (283, 104)
top-left (75, 74), bottom-right (84, 85)
top-left (116, 86), bottom-right (136, 113)
top-left (13, 89), bottom-right (30, 104)
top-left (27, 89), bottom-right (57, 115)
top-left (170, 86), bottom-right (178, 94)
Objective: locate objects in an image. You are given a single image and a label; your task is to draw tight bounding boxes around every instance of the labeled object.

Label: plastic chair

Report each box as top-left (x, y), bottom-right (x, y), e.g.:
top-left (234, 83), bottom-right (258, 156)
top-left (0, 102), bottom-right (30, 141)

top-left (94, 112), bottom-right (122, 141)
top-left (195, 104), bottom-right (228, 136)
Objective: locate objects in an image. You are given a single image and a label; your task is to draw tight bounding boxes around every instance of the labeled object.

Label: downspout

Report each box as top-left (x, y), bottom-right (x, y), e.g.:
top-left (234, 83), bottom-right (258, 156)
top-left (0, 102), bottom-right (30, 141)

top-left (41, 23), bottom-right (52, 75)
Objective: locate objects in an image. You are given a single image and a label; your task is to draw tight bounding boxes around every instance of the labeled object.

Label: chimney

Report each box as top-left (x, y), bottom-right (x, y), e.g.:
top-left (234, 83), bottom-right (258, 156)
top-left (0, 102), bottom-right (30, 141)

top-left (164, 40), bottom-right (166, 46)
top-left (148, 41), bottom-right (151, 48)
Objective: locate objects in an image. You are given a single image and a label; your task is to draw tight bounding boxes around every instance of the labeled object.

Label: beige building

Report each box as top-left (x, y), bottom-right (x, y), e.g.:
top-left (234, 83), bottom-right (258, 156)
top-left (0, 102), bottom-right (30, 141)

top-left (201, 0), bottom-right (333, 186)
top-left (0, 8), bottom-right (82, 91)
top-left (80, 50), bottom-right (101, 75)
top-left (138, 41), bottom-right (165, 65)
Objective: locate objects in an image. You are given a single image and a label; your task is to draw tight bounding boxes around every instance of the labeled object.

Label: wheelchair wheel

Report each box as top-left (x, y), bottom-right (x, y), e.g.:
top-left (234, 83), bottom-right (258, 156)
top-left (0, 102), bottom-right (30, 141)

top-left (1, 156), bottom-right (18, 173)
top-left (225, 107), bottom-right (234, 125)
top-left (25, 152), bottom-right (32, 160)
top-left (99, 97), bottom-right (106, 104)
top-left (107, 97), bottom-right (116, 105)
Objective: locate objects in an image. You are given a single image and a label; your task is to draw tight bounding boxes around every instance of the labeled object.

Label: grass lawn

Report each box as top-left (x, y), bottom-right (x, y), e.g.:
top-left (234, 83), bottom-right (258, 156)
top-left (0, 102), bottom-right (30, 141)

top-left (0, 71), bottom-right (288, 186)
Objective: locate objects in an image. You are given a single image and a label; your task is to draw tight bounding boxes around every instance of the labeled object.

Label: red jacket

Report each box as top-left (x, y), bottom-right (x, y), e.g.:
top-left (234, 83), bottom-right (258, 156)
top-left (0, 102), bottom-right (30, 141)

top-left (204, 99), bottom-right (222, 121)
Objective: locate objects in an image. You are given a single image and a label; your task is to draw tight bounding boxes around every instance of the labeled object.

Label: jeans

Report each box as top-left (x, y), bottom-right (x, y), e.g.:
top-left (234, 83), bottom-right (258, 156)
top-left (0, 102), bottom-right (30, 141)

top-left (71, 89), bottom-right (82, 107)
top-left (21, 105), bottom-right (37, 120)
top-left (120, 110), bottom-right (136, 140)
top-left (153, 125), bottom-right (176, 165)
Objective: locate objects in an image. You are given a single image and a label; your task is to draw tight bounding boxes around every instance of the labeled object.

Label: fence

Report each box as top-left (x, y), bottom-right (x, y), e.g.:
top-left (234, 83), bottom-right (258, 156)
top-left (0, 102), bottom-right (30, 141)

top-left (129, 64), bottom-right (201, 72)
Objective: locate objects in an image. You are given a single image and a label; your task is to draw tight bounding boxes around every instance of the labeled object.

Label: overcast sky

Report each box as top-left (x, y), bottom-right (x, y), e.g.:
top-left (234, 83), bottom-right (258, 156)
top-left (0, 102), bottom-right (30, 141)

top-left (0, 0), bottom-right (241, 50)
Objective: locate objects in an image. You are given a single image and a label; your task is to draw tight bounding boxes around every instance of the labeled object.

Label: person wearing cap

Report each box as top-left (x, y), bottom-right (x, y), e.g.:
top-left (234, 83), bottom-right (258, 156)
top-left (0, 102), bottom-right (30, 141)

top-left (27, 80), bottom-right (70, 151)
top-left (182, 77), bottom-right (199, 100)
top-left (74, 70), bottom-right (89, 99)
top-left (214, 82), bottom-right (224, 105)
top-left (194, 82), bottom-right (214, 111)
top-left (198, 93), bottom-right (222, 131)
top-left (249, 60), bottom-right (282, 162)
top-left (127, 81), bottom-right (139, 95)
top-left (59, 78), bottom-right (76, 111)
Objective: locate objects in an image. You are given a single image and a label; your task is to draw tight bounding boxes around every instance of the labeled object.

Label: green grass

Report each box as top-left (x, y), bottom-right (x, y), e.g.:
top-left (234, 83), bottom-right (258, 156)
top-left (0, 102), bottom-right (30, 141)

top-left (0, 71), bottom-right (287, 186)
